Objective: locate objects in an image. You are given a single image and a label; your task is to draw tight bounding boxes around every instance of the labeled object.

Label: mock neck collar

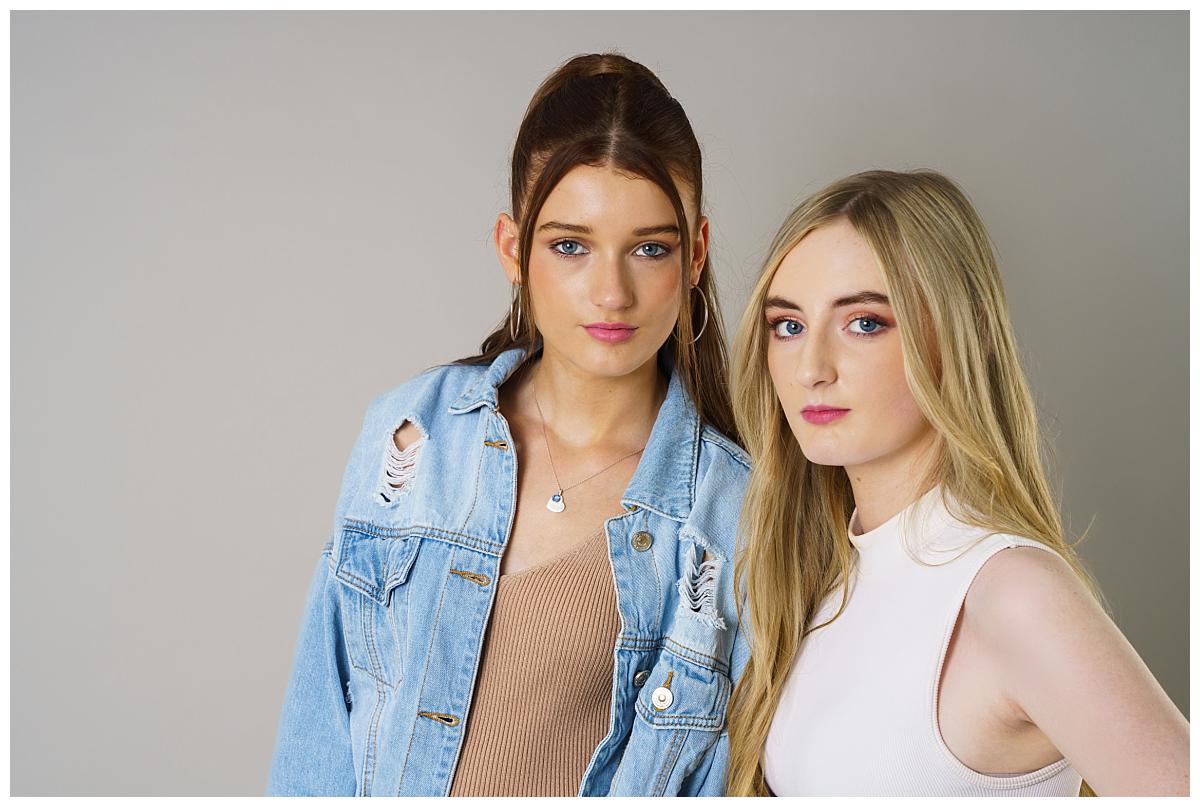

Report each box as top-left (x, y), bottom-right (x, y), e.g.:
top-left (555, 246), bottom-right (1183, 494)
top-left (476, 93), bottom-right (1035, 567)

top-left (448, 347), bottom-right (700, 522)
top-left (848, 485), bottom-right (951, 554)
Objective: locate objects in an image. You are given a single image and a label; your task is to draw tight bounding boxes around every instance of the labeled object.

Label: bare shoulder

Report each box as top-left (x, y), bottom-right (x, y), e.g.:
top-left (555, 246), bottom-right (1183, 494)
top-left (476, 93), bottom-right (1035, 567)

top-left (959, 544), bottom-right (1189, 795)
top-left (963, 543), bottom-right (1099, 649)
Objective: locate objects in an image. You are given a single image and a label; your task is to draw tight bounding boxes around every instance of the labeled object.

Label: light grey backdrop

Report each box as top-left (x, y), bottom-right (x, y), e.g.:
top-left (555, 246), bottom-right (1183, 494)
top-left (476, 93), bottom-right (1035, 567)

top-left (12, 10), bottom-right (1187, 796)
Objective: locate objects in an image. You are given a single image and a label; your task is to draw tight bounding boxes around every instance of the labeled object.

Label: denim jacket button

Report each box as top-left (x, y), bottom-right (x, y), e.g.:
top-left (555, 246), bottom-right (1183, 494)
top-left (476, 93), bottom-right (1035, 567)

top-left (633, 669), bottom-right (650, 687)
top-left (631, 531), bottom-right (653, 551)
top-left (651, 686), bottom-right (673, 710)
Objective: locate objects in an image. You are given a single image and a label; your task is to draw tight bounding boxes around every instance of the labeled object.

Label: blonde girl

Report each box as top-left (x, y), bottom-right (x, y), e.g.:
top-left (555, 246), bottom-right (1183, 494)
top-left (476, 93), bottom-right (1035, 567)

top-left (726, 170), bottom-right (1188, 796)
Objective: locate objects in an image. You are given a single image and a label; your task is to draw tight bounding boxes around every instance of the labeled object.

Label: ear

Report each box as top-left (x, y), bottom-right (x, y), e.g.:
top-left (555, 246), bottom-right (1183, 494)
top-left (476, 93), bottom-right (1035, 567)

top-left (493, 212), bottom-right (521, 285)
top-left (688, 215), bottom-right (710, 287)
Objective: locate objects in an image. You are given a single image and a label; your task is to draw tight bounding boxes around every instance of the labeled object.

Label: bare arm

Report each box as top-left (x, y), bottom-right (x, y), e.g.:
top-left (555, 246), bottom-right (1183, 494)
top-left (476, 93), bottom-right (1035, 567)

top-left (969, 546), bottom-right (1189, 796)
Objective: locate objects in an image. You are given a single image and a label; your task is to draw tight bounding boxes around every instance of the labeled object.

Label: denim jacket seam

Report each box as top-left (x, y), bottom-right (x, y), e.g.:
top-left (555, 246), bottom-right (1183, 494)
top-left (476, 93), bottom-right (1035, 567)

top-left (613, 634), bottom-right (729, 674)
top-left (349, 659), bottom-right (395, 690)
top-left (636, 701), bottom-right (724, 730)
top-left (395, 550), bottom-right (453, 795)
top-left (653, 728), bottom-right (688, 794)
top-left (456, 419), bottom-right (489, 532)
top-left (341, 519), bottom-right (506, 556)
top-left (646, 533), bottom-right (665, 619)
top-left (442, 543), bottom-right (503, 796)
top-left (661, 637), bottom-right (730, 674)
top-left (686, 414), bottom-right (700, 507)
top-left (362, 679), bottom-right (388, 794)
top-left (699, 426), bottom-right (751, 471)
top-left (619, 501), bottom-right (687, 524)
top-left (336, 569), bottom-right (384, 603)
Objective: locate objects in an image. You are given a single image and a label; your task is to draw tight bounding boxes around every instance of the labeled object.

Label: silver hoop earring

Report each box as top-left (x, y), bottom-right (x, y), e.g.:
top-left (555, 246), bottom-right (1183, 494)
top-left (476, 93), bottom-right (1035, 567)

top-left (508, 284), bottom-right (524, 342)
top-left (688, 285), bottom-right (710, 345)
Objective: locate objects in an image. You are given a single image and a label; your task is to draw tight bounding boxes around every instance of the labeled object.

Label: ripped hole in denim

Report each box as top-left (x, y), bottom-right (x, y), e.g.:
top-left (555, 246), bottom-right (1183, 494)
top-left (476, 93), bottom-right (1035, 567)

top-left (379, 421), bottom-right (426, 502)
top-left (677, 548), bottom-right (726, 630)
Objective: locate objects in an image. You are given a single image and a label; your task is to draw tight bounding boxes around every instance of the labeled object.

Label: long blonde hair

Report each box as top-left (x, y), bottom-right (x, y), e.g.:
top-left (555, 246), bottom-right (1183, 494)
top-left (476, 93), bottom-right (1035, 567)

top-left (725, 170), bottom-right (1097, 796)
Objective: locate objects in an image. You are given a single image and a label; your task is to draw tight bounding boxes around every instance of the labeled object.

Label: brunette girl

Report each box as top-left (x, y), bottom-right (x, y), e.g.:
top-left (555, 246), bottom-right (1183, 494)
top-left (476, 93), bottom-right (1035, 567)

top-left (268, 53), bottom-right (750, 797)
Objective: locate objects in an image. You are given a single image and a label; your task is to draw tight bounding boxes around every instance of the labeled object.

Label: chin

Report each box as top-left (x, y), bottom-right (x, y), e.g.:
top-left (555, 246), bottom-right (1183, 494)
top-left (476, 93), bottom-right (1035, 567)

top-left (573, 342), bottom-right (657, 379)
top-left (796, 448), bottom-right (848, 468)
top-left (793, 433), bottom-right (867, 469)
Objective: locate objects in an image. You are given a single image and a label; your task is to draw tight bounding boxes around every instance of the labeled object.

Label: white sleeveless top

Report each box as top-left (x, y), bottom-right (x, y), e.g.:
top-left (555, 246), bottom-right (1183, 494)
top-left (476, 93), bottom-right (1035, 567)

top-left (763, 487), bottom-right (1083, 796)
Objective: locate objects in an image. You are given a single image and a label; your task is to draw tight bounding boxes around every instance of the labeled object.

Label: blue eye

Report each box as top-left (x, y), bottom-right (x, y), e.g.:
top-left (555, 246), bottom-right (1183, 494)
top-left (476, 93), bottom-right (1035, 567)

top-left (552, 239), bottom-right (586, 256)
top-left (635, 243), bottom-right (670, 258)
top-left (848, 316), bottom-right (885, 335)
top-left (771, 319), bottom-right (804, 339)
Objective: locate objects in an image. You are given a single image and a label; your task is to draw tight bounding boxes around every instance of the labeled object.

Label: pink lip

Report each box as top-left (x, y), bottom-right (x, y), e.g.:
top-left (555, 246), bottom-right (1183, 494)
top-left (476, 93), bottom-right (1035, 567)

top-left (584, 322), bottom-right (638, 343)
top-left (801, 406), bottom-right (850, 424)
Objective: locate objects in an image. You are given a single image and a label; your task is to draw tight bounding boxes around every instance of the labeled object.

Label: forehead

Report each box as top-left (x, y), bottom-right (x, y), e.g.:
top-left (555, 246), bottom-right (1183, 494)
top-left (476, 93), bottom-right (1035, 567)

top-left (767, 218), bottom-right (885, 302)
top-left (536, 164), bottom-right (697, 231)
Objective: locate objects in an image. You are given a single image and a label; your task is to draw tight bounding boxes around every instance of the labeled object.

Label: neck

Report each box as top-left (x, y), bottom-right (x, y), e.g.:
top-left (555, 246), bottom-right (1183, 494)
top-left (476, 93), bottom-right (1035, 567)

top-left (845, 432), bottom-right (939, 534)
top-left (521, 346), bottom-right (667, 450)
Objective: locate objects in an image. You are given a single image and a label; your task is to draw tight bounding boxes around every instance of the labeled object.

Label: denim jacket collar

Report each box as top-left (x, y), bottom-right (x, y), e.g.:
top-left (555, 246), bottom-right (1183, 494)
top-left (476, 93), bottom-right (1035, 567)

top-left (447, 347), bottom-right (698, 522)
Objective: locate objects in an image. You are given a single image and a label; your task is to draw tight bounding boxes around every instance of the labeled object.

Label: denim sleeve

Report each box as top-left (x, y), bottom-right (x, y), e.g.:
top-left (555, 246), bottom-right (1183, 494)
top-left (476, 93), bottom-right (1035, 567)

top-left (685, 604), bottom-right (751, 796)
top-left (683, 731), bottom-right (731, 796)
top-left (267, 408), bottom-right (375, 795)
top-left (266, 552), bottom-right (357, 795)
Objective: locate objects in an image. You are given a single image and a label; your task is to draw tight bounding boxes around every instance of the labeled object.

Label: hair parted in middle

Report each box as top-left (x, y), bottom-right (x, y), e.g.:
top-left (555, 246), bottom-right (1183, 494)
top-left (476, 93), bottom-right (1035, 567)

top-left (724, 169), bottom-right (1099, 796)
top-left (456, 52), bottom-right (737, 443)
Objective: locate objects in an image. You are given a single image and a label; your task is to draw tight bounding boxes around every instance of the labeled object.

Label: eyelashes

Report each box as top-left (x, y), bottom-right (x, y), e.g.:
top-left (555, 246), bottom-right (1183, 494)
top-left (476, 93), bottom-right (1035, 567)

top-left (549, 239), bottom-right (674, 261)
top-left (551, 239), bottom-right (586, 257)
top-left (847, 315), bottom-right (886, 336)
top-left (634, 242), bottom-right (670, 258)
top-left (771, 318), bottom-right (804, 339)
top-left (766, 314), bottom-right (891, 341)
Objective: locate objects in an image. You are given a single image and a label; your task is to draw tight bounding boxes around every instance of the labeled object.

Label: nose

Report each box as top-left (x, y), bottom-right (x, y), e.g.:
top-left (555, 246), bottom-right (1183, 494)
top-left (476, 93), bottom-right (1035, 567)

top-left (795, 327), bottom-right (836, 389)
top-left (590, 252), bottom-right (635, 310)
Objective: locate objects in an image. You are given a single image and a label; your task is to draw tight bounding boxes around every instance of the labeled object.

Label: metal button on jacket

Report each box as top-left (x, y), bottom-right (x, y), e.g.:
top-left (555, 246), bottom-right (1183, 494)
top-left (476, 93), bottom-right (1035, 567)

top-left (631, 531), bottom-right (653, 551)
top-left (651, 686), bottom-right (673, 711)
top-left (633, 669), bottom-right (650, 687)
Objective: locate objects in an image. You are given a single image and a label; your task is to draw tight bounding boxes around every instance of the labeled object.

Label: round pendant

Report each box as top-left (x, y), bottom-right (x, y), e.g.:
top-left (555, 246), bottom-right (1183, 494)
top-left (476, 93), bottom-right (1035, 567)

top-left (546, 491), bottom-right (565, 513)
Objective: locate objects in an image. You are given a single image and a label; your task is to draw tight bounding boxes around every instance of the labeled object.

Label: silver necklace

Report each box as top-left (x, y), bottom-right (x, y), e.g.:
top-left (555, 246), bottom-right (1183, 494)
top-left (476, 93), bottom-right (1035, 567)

top-left (531, 383), bottom-right (645, 513)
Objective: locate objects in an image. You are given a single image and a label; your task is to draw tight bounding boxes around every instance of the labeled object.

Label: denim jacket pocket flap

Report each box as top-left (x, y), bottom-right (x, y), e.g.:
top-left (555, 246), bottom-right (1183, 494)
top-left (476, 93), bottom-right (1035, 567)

top-left (633, 656), bottom-right (732, 731)
top-left (334, 523), bottom-right (421, 607)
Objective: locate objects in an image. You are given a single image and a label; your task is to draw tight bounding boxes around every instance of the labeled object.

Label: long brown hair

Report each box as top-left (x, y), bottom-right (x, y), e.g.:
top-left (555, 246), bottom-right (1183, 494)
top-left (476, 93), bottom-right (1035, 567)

top-left (726, 170), bottom-right (1099, 795)
top-left (455, 53), bottom-right (737, 442)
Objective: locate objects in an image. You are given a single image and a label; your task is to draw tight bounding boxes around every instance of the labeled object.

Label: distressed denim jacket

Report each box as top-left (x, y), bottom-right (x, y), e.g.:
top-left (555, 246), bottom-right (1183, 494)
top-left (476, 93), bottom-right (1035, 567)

top-left (268, 348), bottom-right (751, 796)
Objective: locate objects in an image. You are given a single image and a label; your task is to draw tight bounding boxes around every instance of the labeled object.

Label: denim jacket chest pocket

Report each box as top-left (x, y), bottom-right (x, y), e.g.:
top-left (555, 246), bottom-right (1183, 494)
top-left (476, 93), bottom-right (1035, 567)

top-left (633, 649), bottom-right (732, 731)
top-left (333, 522), bottom-right (423, 688)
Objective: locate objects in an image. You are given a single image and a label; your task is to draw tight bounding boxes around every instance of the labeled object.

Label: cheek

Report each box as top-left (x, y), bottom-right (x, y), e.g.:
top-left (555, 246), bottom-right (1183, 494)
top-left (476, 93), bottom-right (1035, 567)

top-left (638, 271), bottom-right (683, 331)
top-left (859, 342), bottom-right (927, 434)
top-left (526, 253), bottom-right (567, 291)
top-left (765, 344), bottom-right (790, 398)
top-left (525, 257), bottom-right (578, 321)
top-left (646, 268), bottom-right (682, 306)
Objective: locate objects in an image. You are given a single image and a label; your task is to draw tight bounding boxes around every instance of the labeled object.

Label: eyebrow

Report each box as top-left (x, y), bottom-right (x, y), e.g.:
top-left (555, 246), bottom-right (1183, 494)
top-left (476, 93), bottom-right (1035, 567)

top-left (538, 221), bottom-right (591, 234)
top-left (763, 290), bottom-right (891, 312)
top-left (632, 224), bottom-right (681, 237)
top-left (536, 221), bottom-right (681, 237)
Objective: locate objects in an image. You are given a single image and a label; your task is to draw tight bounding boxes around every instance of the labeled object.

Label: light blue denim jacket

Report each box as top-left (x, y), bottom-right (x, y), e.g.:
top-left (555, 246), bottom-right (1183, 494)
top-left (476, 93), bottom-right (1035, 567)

top-left (268, 348), bottom-right (750, 796)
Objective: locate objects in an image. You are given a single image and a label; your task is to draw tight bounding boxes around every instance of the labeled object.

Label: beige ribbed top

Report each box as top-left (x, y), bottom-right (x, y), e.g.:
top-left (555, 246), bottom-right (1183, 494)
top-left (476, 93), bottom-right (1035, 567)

top-left (449, 528), bottom-right (621, 797)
